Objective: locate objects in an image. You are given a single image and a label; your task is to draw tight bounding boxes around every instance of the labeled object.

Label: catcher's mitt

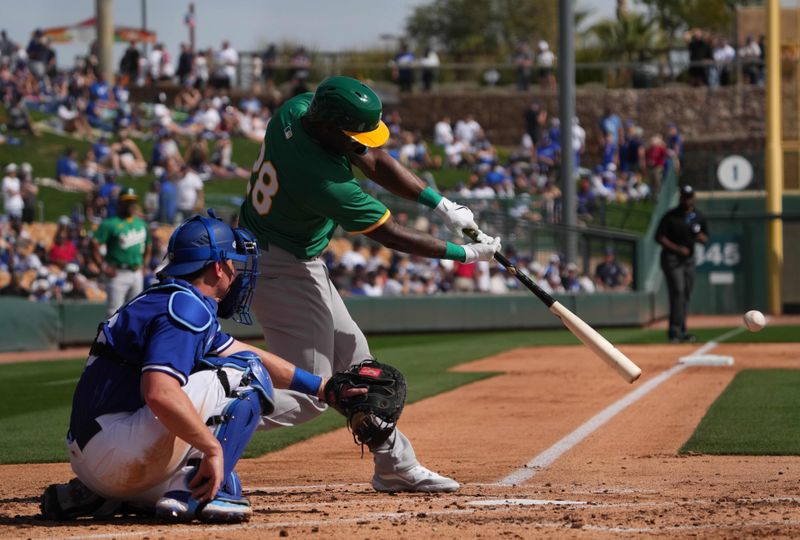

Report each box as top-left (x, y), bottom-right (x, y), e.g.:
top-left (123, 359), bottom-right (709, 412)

top-left (324, 359), bottom-right (407, 449)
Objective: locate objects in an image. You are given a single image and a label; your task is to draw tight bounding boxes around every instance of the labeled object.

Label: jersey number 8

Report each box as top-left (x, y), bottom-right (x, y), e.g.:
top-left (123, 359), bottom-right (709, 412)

top-left (249, 140), bottom-right (279, 216)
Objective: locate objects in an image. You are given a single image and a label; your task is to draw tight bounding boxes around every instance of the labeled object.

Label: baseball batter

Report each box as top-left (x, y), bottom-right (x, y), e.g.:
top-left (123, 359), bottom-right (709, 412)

top-left (42, 212), bottom-right (355, 523)
top-left (240, 76), bottom-right (499, 492)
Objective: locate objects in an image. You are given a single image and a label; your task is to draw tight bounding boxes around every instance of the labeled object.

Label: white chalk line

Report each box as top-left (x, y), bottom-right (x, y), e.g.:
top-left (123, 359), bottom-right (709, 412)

top-left (577, 519), bottom-right (800, 534)
top-left (498, 326), bottom-right (747, 486)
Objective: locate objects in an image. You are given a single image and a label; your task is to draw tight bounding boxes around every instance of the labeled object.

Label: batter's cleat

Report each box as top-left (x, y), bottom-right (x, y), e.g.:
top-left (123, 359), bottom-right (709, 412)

top-left (155, 491), bottom-right (252, 523)
top-left (372, 464), bottom-right (460, 493)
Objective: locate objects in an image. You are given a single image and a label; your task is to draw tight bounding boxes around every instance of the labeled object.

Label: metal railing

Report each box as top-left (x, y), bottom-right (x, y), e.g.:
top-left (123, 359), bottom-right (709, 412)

top-left (234, 53), bottom-right (777, 92)
top-left (369, 190), bottom-right (641, 286)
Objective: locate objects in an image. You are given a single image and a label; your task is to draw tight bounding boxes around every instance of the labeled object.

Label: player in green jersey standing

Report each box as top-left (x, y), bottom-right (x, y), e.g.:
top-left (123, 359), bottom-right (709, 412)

top-left (92, 187), bottom-right (152, 317)
top-left (240, 76), bottom-right (499, 493)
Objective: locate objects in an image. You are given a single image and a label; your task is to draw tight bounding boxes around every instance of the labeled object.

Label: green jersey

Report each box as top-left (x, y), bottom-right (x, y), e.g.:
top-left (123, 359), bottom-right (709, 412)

top-left (239, 93), bottom-right (389, 259)
top-left (94, 215), bottom-right (150, 267)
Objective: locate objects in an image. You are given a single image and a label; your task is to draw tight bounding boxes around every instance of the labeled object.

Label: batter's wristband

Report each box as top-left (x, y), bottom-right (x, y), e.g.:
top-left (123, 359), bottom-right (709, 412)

top-left (444, 241), bottom-right (467, 262)
top-left (289, 368), bottom-right (323, 396)
top-left (417, 186), bottom-right (443, 209)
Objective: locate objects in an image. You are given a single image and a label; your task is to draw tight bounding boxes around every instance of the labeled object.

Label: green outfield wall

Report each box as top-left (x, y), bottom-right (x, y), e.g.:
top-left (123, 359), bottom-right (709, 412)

top-left (688, 194), bottom-right (800, 314)
top-left (0, 291), bottom-right (659, 353)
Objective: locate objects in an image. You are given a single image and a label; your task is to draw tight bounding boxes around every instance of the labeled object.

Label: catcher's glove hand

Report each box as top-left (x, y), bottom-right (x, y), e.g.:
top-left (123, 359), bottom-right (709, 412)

top-left (324, 359), bottom-right (407, 449)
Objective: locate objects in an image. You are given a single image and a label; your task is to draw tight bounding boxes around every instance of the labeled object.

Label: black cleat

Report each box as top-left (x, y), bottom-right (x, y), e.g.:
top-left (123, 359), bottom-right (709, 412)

top-left (40, 478), bottom-right (119, 521)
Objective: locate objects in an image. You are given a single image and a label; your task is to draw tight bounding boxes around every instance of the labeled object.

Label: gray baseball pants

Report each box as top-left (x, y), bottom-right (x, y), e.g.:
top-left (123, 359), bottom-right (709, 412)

top-left (252, 243), bottom-right (417, 474)
top-left (106, 269), bottom-right (144, 318)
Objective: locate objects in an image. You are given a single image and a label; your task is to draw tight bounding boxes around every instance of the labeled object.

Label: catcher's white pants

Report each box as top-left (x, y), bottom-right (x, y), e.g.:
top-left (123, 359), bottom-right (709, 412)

top-left (68, 367), bottom-right (244, 503)
top-left (253, 244), bottom-right (417, 473)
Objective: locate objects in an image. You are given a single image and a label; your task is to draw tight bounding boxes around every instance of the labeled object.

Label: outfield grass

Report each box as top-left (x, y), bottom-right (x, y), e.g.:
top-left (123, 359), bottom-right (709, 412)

top-left (681, 369), bottom-right (800, 455)
top-left (3, 325), bottom-right (799, 464)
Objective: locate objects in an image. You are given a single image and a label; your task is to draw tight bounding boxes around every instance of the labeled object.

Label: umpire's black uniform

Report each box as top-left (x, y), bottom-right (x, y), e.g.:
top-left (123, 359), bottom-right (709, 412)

top-left (655, 185), bottom-right (709, 342)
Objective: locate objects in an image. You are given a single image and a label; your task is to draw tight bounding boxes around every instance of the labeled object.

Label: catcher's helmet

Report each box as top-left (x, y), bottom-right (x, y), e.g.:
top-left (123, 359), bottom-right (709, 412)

top-left (306, 76), bottom-right (389, 148)
top-left (160, 209), bottom-right (259, 324)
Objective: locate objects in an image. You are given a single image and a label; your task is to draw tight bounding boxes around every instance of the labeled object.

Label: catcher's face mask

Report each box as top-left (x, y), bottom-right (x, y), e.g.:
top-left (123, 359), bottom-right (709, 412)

top-left (217, 226), bottom-right (259, 324)
top-left (161, 209), bottom-right (259, 324)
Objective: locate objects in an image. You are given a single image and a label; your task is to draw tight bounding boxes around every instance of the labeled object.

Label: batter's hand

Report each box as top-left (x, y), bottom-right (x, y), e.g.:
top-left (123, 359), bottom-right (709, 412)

top-left (434, 196), bottom-right (478, 237)
top-left (463, 236), bottom-right (501, 263)
top-left (189, 448), bottom-right (224, 503)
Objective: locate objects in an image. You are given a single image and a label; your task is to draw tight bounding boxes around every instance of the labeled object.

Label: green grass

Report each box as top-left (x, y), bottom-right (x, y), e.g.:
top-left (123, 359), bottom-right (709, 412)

top-left (4, 325), bottom-right (799, 464)
top-left (681, 369), bottom-right (800, 455)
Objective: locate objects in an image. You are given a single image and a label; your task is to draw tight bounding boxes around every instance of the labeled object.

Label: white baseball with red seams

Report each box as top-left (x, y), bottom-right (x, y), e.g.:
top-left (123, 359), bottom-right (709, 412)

top-left (743, 310), bottom-right (767, 332)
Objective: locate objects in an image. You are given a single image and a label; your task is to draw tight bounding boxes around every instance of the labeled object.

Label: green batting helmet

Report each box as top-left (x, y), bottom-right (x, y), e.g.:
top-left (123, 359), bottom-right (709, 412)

top-left (307, 76), bottom-right (389, 148)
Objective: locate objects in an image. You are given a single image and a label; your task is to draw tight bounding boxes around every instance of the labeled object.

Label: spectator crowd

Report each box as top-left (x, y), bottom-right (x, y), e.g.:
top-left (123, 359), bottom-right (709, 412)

top-left (0, 27), bottom-right (648, 304)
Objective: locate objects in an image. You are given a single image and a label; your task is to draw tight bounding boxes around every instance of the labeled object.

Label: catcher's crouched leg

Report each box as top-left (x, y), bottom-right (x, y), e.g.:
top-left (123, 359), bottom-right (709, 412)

top-left (156, 352), bottom-right (274, 524)
top-left (324, 360), bottom-right (459, 493)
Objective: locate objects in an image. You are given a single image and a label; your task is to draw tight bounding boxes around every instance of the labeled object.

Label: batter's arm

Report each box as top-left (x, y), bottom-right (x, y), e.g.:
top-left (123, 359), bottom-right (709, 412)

top-left (365, 216), bottom-right (499, 263)
top-left (351, 148), bottom-right (481, 236)
top-left (365, 216), bottom-right (449, 258)
top-left (349, 147), bottom-right (425, 200)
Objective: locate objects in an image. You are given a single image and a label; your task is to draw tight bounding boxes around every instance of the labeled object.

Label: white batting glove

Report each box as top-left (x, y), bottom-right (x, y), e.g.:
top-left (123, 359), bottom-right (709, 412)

top-left (462, 236), bottom-right (501, 263)
top-left (434, 196), bottom-right (478, 237)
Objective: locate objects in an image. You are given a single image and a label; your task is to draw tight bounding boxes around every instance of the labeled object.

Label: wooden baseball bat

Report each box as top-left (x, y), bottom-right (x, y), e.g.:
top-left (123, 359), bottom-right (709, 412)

top-left (463, 230), bottom-right (642, 383)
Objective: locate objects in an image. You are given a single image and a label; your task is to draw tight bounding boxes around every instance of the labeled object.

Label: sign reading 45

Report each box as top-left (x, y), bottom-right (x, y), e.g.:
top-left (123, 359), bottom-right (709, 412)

top-left (695, 236), bottom-right (742, 271)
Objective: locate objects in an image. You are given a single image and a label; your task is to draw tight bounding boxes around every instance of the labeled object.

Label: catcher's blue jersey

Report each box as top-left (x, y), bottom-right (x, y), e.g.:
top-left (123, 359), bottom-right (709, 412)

top-left (68, 279), bottom-right (234, 447)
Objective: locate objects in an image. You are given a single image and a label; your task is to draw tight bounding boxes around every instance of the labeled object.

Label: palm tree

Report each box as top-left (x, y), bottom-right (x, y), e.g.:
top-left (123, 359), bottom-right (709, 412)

top-left (588, 12), bottom-right (664, 86)
top-left (617, 0), bottom-right (627, 21)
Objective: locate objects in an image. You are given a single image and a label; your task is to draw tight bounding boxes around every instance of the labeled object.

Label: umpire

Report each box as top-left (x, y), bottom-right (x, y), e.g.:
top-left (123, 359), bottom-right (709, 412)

top-left (655, 184), bottom-right (708, 343)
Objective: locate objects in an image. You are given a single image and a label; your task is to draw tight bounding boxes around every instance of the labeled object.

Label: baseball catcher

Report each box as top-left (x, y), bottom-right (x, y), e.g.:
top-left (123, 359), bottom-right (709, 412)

top-left (325, 360), bottom-right (407, 450)
top-left (40, 211), bottom-right (364, 524)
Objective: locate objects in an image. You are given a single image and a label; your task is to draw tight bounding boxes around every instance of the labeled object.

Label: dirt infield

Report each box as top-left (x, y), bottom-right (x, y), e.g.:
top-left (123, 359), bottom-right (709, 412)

top-left (2, 339), bottom-right (800, 538)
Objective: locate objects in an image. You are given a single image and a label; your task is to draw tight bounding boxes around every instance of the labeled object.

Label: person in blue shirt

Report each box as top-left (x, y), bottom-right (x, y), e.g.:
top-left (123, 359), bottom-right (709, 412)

top-left (91, 135), bottom-right (113, 169)
top-left (666, 122), bottom-right (684, 173)
top-left (598, 107), bottom-right (623, 148)
top-left (158, 159), bottom-right (179, 224)
top-left (96, 170), bottom-right (121, 218)
top-left (392, 41), bottom-right (416, 92)
top-left (41, 211), bottom-right (358, 524)
top-left (56, 148), bottom-right (95, 192)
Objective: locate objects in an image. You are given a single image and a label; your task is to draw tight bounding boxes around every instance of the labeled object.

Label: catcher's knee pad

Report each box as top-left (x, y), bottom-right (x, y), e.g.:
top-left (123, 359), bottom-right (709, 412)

top-left (199, 351), bottom-right (275, 415)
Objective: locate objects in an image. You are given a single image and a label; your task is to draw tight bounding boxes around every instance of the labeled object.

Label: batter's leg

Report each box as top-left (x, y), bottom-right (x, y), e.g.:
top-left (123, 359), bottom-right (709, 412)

top-left (326, 265), bottom-right (458, 492)
top-left (252, 248), bottom-right (334, 428)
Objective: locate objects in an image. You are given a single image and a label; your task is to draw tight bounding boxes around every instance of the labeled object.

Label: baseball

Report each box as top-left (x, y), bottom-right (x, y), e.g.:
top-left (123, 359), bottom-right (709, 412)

top-left (743, 310), bottom-right (766, 332)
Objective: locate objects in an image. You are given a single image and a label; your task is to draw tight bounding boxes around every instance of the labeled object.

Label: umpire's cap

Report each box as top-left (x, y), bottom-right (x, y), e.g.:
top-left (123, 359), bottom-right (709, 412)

top-left (307, 76), bottom-right (389, 148)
